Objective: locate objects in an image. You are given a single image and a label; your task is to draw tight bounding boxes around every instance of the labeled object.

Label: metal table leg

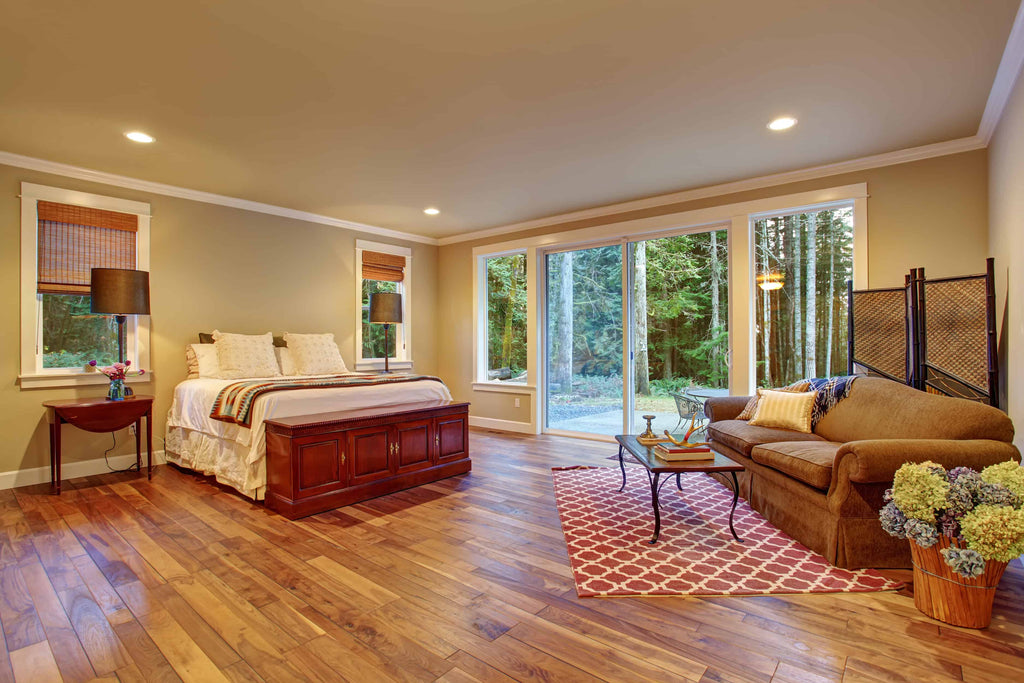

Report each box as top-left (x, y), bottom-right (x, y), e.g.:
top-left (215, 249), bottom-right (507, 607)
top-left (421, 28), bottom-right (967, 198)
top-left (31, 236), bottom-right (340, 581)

top-left (728, 471), bottom-right (743, 543)
top-left (617, 444), bottom-right (627, 492)
top-left (649, 472), bottom-right (661, 544)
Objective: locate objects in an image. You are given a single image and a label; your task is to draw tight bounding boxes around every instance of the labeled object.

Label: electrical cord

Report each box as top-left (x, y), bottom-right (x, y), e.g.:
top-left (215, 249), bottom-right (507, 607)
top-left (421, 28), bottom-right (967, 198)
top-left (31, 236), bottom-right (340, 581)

top-left (103, 432), bottom-right (140, 473)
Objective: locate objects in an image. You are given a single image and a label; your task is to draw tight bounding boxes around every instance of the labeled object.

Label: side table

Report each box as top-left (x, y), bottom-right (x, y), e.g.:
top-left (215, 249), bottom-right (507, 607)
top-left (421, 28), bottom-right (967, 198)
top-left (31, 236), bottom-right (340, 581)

top-left (42, 395), bottom-right (154, 493)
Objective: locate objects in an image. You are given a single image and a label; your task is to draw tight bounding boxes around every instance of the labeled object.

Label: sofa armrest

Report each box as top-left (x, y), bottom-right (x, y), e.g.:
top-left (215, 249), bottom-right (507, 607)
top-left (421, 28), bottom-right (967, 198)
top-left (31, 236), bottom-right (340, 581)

top-left (834, 439), bottom-right (1021, 485)
top-left (705, 396), bottom-right (751, 423)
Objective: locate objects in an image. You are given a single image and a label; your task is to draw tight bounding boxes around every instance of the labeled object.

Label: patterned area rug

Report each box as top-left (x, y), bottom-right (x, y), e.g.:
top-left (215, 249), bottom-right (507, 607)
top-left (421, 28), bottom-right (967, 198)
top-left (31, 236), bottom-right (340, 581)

top-left (552, 466), bottom-right (904, 597)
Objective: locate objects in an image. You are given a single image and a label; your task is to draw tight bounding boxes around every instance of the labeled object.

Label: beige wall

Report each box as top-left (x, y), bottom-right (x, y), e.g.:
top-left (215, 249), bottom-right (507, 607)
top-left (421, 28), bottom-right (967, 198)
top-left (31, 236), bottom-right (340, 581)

top-left (439, 150), bottom-right (990, 424)
top-left (1, 163), bottom-right (438, 474)
top-left (989, 68), bottom-right (1024, 450)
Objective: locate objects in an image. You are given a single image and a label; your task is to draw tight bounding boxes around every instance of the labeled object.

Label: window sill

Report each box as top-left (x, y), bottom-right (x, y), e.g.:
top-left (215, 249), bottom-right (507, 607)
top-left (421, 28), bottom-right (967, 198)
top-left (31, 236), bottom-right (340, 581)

top-left (472, 381), bottom-right (535, 394)
top-left (354, 360), bottom-right (413, 372)
top-left (18, 373), bottom-right (154, 390)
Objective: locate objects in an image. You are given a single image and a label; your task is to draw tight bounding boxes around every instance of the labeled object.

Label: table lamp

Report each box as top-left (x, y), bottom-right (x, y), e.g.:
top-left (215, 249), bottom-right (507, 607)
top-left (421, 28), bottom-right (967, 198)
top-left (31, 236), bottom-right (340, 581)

top-left (90, 268), bottom-right (151, 365)
top-left (369, 292), bottom-right (402, 373)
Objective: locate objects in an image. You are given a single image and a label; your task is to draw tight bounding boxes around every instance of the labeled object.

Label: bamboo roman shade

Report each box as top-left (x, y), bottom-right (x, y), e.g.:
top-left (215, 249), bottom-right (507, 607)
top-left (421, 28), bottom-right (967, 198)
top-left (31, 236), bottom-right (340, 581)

top-left (37, 200), bottom-right (138, 295)
top-left (362, 251), bottom-right (405, 282)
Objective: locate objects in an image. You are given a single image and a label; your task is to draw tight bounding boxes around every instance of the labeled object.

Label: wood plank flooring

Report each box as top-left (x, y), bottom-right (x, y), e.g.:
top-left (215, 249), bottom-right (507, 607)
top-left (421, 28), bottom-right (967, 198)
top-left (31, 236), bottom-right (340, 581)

top-left (2, 429), bottom-right (1023, 682)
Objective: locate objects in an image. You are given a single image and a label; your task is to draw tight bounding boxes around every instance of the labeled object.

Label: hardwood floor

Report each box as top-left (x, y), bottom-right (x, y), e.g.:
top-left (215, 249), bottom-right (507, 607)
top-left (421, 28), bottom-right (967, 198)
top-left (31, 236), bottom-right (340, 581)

top-left (2, 429), bottom-right (1023, 682)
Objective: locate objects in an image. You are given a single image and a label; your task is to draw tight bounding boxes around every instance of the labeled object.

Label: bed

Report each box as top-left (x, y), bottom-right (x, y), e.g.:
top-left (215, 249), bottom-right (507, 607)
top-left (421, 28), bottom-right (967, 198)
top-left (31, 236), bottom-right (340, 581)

top-left (165, 372), bottom-right (453, 499)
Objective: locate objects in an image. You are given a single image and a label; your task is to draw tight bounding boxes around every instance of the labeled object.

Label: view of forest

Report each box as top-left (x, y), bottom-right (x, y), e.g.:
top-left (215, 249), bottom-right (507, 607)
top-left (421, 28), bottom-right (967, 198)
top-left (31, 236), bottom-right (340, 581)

top-left (755, 206), bottom-right (854, 387)
top-left (538, 233), bottom-right (729, 433)
top-left (362, 280), bottom-right (398, 359)
top-left (41, 294), bottom-right (118, 368)
top-left (485, 254), bottom-right (527, 381)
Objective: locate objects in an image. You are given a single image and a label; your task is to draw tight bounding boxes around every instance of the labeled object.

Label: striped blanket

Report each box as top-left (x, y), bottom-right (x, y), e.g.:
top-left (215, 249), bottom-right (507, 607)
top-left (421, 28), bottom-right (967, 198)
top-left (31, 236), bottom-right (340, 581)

top-left (210, 373), bottom-right (446, 427)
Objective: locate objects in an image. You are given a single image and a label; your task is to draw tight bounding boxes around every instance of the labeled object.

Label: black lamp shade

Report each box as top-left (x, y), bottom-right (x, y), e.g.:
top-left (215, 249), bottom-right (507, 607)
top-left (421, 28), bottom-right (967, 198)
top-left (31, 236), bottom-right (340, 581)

top-left (369, 292), bottom-right (403, 324)
top-left (90, 268), bottom-right (151, 315)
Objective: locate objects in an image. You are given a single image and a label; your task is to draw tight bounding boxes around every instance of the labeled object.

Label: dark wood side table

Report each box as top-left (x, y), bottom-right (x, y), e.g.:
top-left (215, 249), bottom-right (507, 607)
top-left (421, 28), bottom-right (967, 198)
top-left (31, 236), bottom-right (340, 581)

top-left (615, 434), bottom-right (745, 545)
top-left (42, 395), bottom-right (154, 493)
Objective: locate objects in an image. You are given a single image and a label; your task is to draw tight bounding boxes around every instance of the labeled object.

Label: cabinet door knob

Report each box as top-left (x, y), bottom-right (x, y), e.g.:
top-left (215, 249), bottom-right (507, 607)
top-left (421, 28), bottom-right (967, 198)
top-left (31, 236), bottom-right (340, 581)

top-left (435, 434), bottom-right (440, 447)
top-left (340, 452), bottom-right (346, 464)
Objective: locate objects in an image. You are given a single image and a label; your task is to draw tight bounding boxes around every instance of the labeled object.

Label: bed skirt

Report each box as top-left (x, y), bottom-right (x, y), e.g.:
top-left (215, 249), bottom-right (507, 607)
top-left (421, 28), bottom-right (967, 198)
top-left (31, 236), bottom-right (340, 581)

top-left (165, 425), bottom-right (266, 500)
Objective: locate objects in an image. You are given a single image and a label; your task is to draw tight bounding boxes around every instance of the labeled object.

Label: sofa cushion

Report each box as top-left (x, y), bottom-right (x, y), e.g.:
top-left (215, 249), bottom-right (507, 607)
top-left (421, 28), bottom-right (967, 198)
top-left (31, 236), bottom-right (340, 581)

top-left (709, 420), bottom-right (826, 457)
top-left (814, 377), bottom-right (1015, 443)
top-left (751, 441), bottom-right (842, 491)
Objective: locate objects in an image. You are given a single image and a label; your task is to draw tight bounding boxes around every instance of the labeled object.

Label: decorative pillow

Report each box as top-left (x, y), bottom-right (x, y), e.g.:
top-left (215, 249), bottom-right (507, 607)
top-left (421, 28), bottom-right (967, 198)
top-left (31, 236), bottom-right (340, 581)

top-left (275, 347), bottom-right (298, 376)
top-left (736, 379), bottom-right (811, 420)
top-left (211, 330), bottom-right (281, 379)
top-left (283, 333), bottom-right (348, 375)
top-left (749, 389), bottom-right (817, 433)
top-left (200, 332), bottom-right (287, 348)
top-left (186, 343), bottom-right (220, 378)
top-left (185, 346), bottom-right (200, 379)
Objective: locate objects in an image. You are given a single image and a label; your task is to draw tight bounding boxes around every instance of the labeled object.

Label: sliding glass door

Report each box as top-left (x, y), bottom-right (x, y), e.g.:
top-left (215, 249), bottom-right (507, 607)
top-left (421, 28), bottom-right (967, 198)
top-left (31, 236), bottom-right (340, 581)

top-left (543, 228), bottom-right (729, 439)
top-left (544, 245), bottom-right (624, 436)
top-left (630, 229), bottom-right (729, 435)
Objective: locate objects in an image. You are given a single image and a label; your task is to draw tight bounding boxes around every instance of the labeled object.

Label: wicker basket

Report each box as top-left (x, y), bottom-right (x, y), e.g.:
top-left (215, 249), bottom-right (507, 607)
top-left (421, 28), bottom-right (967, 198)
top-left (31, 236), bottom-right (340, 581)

top-left (910, 536), bottom-right (1008, 628)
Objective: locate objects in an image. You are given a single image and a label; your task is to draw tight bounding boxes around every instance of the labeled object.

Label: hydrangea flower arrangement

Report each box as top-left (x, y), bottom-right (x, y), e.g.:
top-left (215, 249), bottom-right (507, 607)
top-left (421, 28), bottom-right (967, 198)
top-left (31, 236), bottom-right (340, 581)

top-left (880, 460), bottom-right (1024, 578)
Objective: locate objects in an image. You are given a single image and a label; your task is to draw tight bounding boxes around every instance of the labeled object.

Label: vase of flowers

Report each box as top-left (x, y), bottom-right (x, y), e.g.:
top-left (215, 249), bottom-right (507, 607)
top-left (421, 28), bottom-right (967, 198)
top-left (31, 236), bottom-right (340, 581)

top-left (880, 460), bottom-right (1024, 628)
top-left (90, 360), bottom-right (146, 401)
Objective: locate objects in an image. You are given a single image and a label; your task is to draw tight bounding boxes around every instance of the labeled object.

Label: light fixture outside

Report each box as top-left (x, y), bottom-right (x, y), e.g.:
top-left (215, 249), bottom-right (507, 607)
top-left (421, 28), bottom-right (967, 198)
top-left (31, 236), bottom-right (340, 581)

top-left (757, 272), bottom-right (785, 290)
top-left (767, 117), bottom-right (797, 131)
top-left (423, 207), bottom-right (440, 215)
top-left (125, 131), bottom-right (155, 143)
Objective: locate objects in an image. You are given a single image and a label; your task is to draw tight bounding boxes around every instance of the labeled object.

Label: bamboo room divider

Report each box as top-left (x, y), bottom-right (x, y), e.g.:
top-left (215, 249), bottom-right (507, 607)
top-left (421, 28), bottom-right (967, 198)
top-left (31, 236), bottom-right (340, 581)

top-left (847, 258), bottom-right (998, 407)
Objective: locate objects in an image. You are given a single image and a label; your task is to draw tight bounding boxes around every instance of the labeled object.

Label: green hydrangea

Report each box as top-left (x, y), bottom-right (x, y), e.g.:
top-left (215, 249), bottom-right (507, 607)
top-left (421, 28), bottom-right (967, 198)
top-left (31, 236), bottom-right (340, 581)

top-left (960, 505), bottom-right (1024, 562)
top-left (891, 461), bottom-right (949, 523)
top-left (981, 460), bottom-right (1024, 501)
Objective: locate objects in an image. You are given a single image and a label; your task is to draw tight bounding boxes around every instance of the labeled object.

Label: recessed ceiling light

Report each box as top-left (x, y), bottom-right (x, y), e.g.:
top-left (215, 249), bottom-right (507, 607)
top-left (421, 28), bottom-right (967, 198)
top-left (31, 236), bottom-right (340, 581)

top-left (423, 207), bottom-right (440, 215)
top-left (767, 117), bottom-right (797, 131)
top-left (125, 131), bottom-right (155, 143)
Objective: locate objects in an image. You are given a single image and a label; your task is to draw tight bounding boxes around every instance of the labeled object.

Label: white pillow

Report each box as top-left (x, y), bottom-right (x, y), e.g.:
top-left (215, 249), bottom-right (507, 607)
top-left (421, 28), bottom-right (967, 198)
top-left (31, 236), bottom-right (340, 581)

top-left (212, 330), bottom-right (281, 379)
top-left (283, 332), bottom-right (348, 375)
top-left (187, 343), bottom-right (221, 378)
top-left (275, 347), bottom-right (298, 376)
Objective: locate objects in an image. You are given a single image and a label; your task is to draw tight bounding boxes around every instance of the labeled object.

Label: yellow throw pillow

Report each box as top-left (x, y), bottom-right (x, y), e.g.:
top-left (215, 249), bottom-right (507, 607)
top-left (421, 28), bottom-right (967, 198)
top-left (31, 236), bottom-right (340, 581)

top-left (736, 380), bottom-right (811, 420)
top-left (748, 388), bottom-right (817, 433)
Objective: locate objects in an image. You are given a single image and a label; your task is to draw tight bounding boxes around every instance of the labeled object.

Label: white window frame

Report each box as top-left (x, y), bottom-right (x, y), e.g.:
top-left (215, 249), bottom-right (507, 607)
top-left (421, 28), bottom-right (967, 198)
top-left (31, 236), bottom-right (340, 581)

top-left (354, 239), bottom-right (413, 371)
top-left (469, 183), bottom-right (867, 436)
top-left (474, 249), bottom-right (530, 387)
top-left (19, 182), bottom-right (152, 389)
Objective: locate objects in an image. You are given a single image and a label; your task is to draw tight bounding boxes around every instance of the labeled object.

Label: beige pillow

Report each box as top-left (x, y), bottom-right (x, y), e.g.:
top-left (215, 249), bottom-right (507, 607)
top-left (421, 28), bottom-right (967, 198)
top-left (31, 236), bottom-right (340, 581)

top-left (749, 389), bottom-right (817, 433)
top-left (186, 343), bottom-right (221, 379)
top-left (185, 345), bottom-right (200, 379)
top-left (212, 331), bottom-right (280, 379)
top-left (283, 333), bottom-right (348, 375)
top-left (736, 380), bottom-right (811, 420)
top-left (275, 347), bottom-right (298, 375)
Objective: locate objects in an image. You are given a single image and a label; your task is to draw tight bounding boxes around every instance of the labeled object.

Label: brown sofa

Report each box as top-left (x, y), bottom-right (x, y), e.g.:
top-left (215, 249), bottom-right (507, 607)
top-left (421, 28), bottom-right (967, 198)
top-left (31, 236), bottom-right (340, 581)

top-left (704, 377), bottom-right (1020, 569)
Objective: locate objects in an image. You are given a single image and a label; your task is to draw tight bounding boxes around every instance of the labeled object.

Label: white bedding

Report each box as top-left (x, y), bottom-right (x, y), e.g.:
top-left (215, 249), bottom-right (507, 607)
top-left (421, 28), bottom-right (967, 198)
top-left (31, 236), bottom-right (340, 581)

top-left (165, 373), bottom-right (453, 499)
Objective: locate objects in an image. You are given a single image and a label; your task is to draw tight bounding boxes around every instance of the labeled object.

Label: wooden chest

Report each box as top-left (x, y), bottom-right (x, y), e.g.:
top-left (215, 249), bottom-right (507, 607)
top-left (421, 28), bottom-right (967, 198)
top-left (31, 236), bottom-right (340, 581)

top-left (264, 400), bottom-right (470, 519)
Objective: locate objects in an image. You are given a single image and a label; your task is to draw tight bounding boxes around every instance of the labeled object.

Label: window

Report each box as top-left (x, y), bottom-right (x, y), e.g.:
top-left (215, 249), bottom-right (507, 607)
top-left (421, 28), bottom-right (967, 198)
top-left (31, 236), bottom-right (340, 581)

top-left (484, 253), bottom-right (527, 383)
top-left (354, 240), bottom-right (412, 371)
top-left (754, 204), bottom-right (855, 387)
top-left (20, 183), bottom-right (151, 388)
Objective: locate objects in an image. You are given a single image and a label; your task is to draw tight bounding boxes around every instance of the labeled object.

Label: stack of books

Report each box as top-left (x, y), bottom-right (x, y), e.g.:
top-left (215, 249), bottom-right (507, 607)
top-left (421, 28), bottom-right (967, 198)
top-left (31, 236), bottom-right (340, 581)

top-left (654, 442), bottom-right (713, 462)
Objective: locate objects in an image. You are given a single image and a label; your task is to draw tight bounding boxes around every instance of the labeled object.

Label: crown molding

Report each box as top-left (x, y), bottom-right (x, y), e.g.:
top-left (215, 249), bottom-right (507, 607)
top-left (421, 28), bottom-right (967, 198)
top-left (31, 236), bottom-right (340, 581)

top-left (437, 135), bottom-right (986, 246)
top-left (0, 150), bottom-right (439, 245)
top-left (979, 0), bottom-right (1024, 144)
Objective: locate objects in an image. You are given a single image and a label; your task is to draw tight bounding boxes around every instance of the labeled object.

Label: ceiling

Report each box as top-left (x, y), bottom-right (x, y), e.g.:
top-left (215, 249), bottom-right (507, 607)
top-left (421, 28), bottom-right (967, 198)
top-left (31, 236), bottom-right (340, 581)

top-left (1, 1), bottom-right (1019, 239)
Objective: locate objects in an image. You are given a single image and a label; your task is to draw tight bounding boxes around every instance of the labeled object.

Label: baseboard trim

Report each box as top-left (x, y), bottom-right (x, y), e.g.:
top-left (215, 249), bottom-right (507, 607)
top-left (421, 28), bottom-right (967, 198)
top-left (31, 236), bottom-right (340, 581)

top-left (469, 416), bottom-right (538, 434)
top-left (0, 450), bottom-right (167, 490)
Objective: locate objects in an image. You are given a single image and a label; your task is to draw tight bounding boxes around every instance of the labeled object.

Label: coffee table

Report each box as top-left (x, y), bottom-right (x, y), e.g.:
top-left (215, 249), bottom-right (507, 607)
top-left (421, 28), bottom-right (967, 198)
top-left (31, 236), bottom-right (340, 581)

top-left (615, 434), bottom-right (744, 545)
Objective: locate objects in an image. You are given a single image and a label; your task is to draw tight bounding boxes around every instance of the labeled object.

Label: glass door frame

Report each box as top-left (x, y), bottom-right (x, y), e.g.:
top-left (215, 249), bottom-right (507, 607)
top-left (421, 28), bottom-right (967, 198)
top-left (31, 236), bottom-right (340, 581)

top-left (539, 223), bottom-right (732, 442)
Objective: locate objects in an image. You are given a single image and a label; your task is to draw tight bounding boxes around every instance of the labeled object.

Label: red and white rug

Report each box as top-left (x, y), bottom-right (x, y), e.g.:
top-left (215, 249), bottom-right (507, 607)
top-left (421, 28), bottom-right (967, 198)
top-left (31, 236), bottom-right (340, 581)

top-left (552, 466), bottom-right (904, 597)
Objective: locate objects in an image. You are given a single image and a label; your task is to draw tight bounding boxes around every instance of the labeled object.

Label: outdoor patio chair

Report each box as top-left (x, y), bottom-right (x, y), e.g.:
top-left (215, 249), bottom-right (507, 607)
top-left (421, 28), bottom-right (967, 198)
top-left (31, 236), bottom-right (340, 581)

top-left (670, 391), bottom-right (707, 435)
